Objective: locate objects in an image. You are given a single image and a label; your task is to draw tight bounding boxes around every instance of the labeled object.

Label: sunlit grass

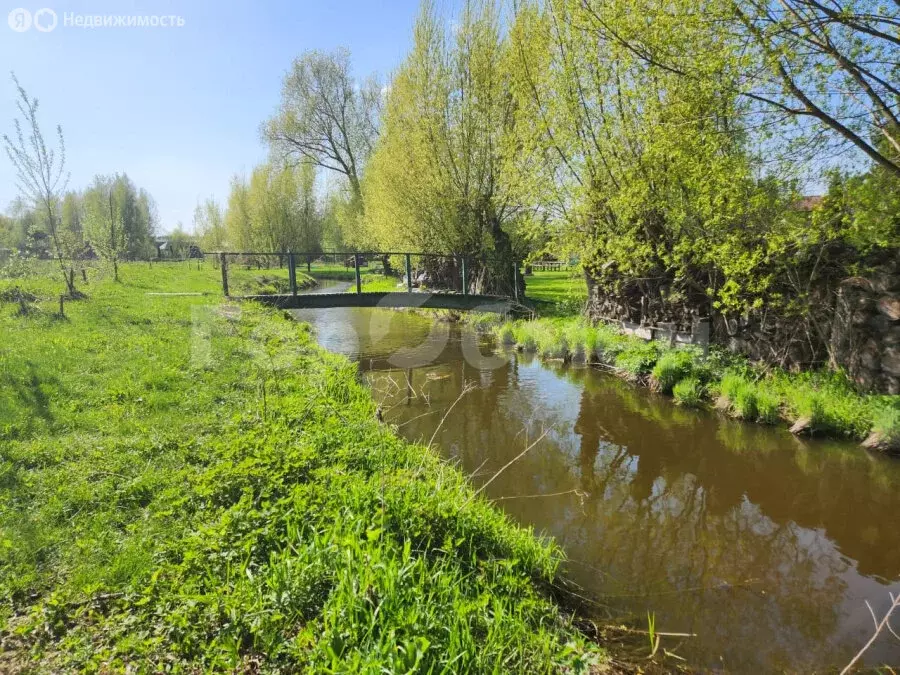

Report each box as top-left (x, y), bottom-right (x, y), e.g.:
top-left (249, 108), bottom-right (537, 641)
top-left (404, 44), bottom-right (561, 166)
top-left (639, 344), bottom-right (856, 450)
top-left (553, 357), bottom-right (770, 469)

top-left (0, 262), bottom-right (604, 671)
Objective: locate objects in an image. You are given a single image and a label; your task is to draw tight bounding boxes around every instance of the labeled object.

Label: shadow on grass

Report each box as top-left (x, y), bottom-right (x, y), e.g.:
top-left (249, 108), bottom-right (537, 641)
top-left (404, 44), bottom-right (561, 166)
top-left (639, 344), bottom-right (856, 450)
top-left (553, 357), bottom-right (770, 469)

top-left (1, 361), bottom-right (58, 431)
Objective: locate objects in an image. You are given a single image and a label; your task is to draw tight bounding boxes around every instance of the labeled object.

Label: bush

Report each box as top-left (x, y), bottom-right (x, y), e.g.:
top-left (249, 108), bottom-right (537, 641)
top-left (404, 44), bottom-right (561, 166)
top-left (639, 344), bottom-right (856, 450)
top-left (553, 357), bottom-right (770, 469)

top-left (673, 377), bottom-right (704, 407)
top-left (614, 341), bottom-right (662, 377)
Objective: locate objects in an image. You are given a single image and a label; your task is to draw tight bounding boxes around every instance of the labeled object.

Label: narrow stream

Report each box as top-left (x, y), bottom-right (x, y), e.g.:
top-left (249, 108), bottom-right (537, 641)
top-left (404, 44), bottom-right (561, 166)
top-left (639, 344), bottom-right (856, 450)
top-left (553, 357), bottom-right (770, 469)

top-left (292, 302), bottom-right (900, 673)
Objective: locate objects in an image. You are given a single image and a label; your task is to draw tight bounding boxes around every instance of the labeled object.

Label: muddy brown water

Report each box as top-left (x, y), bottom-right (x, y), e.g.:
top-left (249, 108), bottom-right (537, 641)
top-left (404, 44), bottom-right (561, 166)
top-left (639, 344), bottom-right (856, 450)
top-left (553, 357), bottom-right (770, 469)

top-left (292, 300), bottom-right (900, 673)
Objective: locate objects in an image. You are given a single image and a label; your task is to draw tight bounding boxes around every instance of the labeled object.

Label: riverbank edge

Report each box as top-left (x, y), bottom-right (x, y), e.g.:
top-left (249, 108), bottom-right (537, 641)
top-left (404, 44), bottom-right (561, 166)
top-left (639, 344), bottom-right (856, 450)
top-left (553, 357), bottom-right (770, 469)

top-left (0, 268), bottom-right (613, 671)
top-left (491, 317), bottom-right (900, 453)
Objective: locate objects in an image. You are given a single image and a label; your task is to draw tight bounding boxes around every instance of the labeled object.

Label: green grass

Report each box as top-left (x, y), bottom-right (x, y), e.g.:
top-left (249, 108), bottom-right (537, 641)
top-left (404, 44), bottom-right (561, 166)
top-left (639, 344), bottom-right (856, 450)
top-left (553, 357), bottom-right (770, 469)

top-left (494, 316), bottom-right (897, 446)
top-left (672, 377), bottom-right (704, 407)
top-left (650, 350), bottom-right (696, 394)
top-left (524, 271), bottom-right (587, 316)
top-left (0, 263), bottom-right (604, 672)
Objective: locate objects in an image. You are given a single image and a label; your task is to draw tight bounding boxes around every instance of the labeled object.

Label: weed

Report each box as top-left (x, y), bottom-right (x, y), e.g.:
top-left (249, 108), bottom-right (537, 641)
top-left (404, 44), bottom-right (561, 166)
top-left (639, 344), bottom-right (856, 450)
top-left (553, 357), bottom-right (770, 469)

top-left (614, 341), bottom-right (661, 378)
top-left (673, 377), bottom-right (704, 407)
top-left (651, 350), bottom-right (694, 394)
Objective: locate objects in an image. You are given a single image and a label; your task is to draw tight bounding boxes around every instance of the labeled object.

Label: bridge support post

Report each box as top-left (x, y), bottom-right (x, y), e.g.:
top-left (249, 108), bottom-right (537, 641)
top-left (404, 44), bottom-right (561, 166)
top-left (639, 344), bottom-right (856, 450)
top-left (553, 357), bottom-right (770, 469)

top-left (405, 253), bottom-right (412, 293)
top-left (461, 256), bottom-right (468, 295)
top-left (288, 251), bottom-right (297, 296)
top-left (354, 253), bottom-right (362, 295)
top-left (220, 252), bottom-right (229, 297)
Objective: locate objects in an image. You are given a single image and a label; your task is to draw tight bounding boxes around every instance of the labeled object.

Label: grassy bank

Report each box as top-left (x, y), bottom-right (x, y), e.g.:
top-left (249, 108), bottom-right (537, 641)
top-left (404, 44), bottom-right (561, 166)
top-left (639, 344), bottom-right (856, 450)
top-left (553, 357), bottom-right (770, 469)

top-left (495, 317), bottom-right (900, 452)
top-left (0, 264), bottom-right (604, 672)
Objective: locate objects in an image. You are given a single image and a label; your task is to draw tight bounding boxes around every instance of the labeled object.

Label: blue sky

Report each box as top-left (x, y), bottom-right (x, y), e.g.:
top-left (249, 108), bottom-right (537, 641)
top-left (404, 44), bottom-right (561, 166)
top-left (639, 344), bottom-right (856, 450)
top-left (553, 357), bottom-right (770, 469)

top-left (0, 0), bottom-right (422, 232)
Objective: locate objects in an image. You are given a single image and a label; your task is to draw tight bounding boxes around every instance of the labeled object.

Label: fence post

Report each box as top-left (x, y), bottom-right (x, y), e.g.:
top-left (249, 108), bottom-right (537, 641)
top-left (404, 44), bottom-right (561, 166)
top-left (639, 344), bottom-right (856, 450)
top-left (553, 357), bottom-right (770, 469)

top-left (354, 253), bottom-right (362, 295)
top-left (288, 251), bottom-right (297, 296)
top-left (512, 261), bottom-right (519, 302)
top-left (405, 253), bottom-right (412, 293)
top-left (461, 255), bottom-right (468, 295)
top-left (220, 253), bottom-right (229, 297)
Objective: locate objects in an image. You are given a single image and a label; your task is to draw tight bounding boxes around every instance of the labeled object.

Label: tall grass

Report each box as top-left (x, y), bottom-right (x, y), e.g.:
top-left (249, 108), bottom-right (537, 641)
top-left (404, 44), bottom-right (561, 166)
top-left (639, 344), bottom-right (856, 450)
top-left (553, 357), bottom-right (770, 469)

top-left (494, 316), bottom-right (896, 447)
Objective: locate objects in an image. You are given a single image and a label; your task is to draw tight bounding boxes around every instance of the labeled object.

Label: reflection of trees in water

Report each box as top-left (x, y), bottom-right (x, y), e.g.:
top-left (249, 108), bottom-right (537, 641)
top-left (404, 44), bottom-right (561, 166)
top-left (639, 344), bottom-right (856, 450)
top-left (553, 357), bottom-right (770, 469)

top-left (366, 354), bottom-right (900, 672)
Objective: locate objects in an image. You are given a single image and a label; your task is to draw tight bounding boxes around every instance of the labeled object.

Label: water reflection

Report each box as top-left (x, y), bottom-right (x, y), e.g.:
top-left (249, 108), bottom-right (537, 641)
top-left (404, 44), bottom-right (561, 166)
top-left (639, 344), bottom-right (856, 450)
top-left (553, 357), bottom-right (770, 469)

top-left (292, 307), bottom-right (900, 672)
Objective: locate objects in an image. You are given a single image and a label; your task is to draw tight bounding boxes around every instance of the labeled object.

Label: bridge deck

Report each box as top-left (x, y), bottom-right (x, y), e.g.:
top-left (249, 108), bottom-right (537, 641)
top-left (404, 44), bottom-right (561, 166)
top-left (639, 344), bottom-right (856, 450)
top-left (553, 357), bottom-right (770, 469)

top-left (242, 291), bottom-right (516, 314)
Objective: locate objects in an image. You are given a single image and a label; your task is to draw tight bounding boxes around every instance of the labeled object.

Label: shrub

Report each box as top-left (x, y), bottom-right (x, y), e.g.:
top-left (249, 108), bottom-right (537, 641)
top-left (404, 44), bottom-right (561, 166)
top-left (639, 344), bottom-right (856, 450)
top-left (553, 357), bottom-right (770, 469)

top-left (614, 341), bottom-right (661, 377)
top-left (651, 350), bottom-right (695, 394)
top-left (673, 377), bottom-right (704, 407)
top-left (513, 323), bottom-right (538, 351)
top-left (563, 323), bottom-right (589, 362)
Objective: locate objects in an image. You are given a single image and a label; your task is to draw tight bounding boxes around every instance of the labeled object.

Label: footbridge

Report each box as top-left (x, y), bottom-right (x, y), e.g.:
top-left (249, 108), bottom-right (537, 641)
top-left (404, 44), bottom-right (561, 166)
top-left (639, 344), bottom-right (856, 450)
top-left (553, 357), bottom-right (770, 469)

top-left (212, 251), bottom-right (527, 315)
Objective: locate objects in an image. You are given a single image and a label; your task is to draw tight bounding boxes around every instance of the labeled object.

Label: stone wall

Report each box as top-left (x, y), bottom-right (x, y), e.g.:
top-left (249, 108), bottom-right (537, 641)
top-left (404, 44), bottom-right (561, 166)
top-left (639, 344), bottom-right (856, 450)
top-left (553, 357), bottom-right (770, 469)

top-left (829, 263), bottom-right (900, 395)
top-left (585, 260), bottom-right (900, 394)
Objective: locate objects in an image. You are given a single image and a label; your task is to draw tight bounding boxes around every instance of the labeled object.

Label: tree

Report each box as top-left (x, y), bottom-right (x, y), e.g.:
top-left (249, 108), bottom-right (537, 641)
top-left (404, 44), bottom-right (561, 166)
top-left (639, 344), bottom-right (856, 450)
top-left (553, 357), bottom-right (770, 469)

top-left (578, 0), bottom-right (900, 177)
top-left (113, 175), bottom-right (157, 259)
top-left (263, 48), bottom-right (381, 204)
top-left (364, 0), bottom-right (524, 293)
top-left (500, 0), bottom-right (801, 318)
top-left (193, 198), bottom-right (227, 251)
top-left (60, 191), bottom-right (83, 252)
top-left (167, 224), bottom-right (195, 259)
top-left (224, 176), bottom-right (253, 250)
top-left (2, 74), bottom-right (77, 295)
top-left (223, 162), bottom-right (324, 256)
top-left (83, 175), bottom-right (126, 280)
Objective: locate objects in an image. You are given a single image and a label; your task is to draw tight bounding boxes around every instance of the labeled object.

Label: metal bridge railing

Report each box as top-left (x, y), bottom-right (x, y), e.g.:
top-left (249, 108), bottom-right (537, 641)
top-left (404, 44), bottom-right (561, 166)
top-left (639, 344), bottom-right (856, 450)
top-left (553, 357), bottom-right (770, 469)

top-left (210, 251), bottom-right (523, 301)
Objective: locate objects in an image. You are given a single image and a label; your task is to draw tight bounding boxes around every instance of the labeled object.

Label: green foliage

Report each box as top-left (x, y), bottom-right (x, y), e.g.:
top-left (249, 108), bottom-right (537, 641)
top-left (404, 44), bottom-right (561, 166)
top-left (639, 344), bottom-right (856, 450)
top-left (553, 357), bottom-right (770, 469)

top-left (362, 0), bottom-right (525, 281)
top-left (756, 389), bottom-right (782, 425)
top-left (225, 162), bottom-right (323, 254)
top-left (733, 385), bottom-right (759, 421)
top-left (651, 351), bottom-right (695, 394)
top-left (672, 377), bottom-right (704, 407)
top-left (872, 406), bottom-right (900, 445)
top-left (0, 263), bottom-right (603, 671)
top-left (614, 342), bottom-right (661, 377)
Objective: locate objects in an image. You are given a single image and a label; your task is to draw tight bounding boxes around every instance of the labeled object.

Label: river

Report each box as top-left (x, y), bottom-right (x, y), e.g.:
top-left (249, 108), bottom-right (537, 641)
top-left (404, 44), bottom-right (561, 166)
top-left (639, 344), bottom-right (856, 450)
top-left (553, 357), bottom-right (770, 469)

top-left (292, 294), bottom-right (900, 673)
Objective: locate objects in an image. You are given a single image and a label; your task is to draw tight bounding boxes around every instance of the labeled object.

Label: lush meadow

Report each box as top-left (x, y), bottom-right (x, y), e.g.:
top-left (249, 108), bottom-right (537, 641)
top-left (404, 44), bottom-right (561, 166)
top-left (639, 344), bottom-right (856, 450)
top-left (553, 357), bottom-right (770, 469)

top-left (0, 263), bottom-right (603, 672)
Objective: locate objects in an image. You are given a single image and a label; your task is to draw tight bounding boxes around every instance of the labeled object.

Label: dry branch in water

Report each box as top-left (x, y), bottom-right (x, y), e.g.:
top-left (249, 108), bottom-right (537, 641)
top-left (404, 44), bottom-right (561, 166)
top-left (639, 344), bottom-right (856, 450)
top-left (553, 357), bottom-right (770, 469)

top-left (840, 592), bottom-right (900, 675)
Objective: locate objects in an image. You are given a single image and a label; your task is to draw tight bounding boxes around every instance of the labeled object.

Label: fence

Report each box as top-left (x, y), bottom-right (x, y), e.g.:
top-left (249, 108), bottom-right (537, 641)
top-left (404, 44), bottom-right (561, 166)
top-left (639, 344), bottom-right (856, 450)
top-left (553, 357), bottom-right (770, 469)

top-left (210, 251), bottom-right (524, 301)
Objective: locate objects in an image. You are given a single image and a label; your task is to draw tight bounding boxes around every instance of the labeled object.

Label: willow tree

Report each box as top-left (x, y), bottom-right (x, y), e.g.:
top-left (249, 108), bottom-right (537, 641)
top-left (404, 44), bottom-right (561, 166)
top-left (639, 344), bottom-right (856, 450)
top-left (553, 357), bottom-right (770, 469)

top-left (365, 0), bottom-right (525, 293)
top-left (264, 49), bottom-right (380, 206)
top-left (193, 198), bottom-right (227, 251)
top-left (505, 0), bottom-right (789, 321)
top-left (223, 162), bottom-right (322, 258)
